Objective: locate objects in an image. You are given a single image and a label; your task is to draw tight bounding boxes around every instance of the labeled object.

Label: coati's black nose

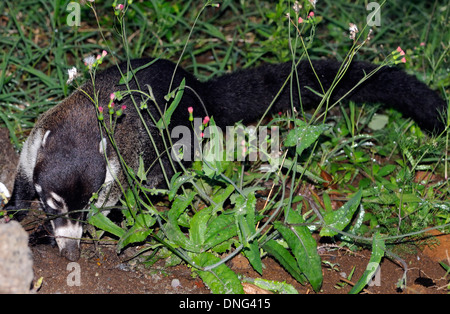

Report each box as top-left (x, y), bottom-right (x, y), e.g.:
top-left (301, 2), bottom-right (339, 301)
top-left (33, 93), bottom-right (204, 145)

top-left (60, 244), bottom-right (81, 261)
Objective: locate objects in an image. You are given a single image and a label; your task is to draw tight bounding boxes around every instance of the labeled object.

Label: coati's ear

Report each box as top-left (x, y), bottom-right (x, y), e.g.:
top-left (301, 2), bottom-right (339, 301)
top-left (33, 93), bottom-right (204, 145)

top-left (99, 137), bottom-right (107, 155)
top-left (42, 130), bottom-right (51, 147)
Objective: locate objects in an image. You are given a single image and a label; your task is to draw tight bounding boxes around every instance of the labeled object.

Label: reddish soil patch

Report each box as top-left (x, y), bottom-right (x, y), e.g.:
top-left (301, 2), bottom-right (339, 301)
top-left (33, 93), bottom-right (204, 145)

top-left (31, 243), bottom-right (209, 294)
top-left (29, 237), bottom-right (449, 294)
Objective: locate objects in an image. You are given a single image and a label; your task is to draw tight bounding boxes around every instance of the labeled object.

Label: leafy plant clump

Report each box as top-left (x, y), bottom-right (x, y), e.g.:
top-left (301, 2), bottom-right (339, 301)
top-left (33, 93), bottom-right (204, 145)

top-left (2, 0), bottom-right (449, 294)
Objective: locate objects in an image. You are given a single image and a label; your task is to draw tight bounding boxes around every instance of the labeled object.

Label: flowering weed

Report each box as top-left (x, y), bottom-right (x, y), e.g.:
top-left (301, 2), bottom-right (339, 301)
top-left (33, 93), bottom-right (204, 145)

top-left (1, 0), bottom-right (449, 294)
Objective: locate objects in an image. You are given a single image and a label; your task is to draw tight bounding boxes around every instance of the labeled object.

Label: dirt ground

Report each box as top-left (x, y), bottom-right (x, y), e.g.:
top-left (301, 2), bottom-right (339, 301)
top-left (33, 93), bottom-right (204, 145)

top-left (1, 127), bottom-right (449, 294)
top-left (29, 234), bottom-right (450, 294)
top-left (30, 242), bottom-right (210, 294)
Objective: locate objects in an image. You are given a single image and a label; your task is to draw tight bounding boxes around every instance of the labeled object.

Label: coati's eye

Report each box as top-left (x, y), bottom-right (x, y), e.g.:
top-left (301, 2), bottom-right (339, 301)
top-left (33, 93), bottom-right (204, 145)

top-left (46, 192), bottom-right (67, 211)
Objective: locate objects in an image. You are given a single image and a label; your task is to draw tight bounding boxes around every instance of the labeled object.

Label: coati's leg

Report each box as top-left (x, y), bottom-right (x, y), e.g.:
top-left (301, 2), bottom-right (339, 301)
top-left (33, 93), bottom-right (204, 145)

top-left (4, 129), bottom-right (45, 220)
top-left (4, 172), bottom-right (36, 221)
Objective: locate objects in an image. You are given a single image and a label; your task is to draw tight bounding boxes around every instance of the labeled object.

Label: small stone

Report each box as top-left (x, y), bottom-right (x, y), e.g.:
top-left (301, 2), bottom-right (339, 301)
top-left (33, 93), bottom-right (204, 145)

top-left (171, 278), bottom-right (181, 289)
top-left (0, 221), bottom-right (34, 293)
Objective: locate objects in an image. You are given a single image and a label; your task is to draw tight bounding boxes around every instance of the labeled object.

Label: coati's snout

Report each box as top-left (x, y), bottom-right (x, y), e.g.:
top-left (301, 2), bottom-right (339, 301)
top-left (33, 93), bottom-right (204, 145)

top-left (33, 182), bottom-right (93, 262)
top-left (51, 216), bottom-right (83, 261)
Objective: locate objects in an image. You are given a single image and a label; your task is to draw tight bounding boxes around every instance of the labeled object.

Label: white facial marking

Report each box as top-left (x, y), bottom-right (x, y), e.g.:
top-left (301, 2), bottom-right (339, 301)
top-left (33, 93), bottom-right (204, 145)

top-left (46, 192), bottom-right (68, 212)
top-left (46, 198), bottom-right (57, 210)
top-left (51, 220), bottom-right (83, 252)
top-left (50, 191), bottom-right (65, 204)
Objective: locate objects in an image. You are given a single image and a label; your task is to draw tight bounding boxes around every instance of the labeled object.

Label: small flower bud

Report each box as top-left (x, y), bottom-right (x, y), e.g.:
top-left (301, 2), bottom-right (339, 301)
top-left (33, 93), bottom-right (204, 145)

top-left (188, 107), bottom-right (194, 121)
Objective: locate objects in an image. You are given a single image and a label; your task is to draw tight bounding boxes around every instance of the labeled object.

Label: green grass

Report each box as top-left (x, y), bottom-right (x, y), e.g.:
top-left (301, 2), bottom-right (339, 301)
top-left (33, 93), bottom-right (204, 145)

top-left (1, 0), bottom-right (449, 293)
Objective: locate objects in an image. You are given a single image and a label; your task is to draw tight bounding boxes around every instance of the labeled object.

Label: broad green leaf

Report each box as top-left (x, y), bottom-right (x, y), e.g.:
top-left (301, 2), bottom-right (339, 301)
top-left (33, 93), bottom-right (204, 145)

top-left (168, 172), bottom-right (192, 201)
top-left (203, 213), bottom-right (237, 250)
top-left (320, 189), bottom-right (362, 237)
top-left (136, 155), bottom-right (147, 182)
top-left (170, 190), bottom-right (196, 219)
top-left (88, 206), bottom-right (125, 238)
top-left (234, 193), bottom-right (256, 246)
top-left (368, 113), bottom-right (389, 130)
top-left (187, 185), bottom-right (236, 252)
top-left (193, 252), bottom-right (244, 294)
top-left (252, 278), bottom-right (299, 294)
top-left (262, 239), bottom-right (306, 284)
top-left (156, 78), bottom-right (185, 129)
top-left (165, 191), bottom-right (198, 251)
top-left (244, 241), bottom-right (263, 275)
top-left (275, 209), bottom-right (322, 292)
top-left (376, 164), bottom-right (396, 177)
top-left (211, 184), bottom-right (236, 206)
top-left (189, 205), bottom-right (213, 246)
top-left (234, 193), bottom-right (262, 274)
top-left (349, 233), bottom-right (385, 294)
top-left (202, 117), bottom-right (230, 177)
top-left (189, 184), bottom-right (235, 249)
top-left (284, 121), bottom-right (329, 156)
top-left (120, 189), bottom-right (137, 226)
top-left (398, 193), bottom-right (422, 203)
top-left (117, 213), bottom-right (155, 251)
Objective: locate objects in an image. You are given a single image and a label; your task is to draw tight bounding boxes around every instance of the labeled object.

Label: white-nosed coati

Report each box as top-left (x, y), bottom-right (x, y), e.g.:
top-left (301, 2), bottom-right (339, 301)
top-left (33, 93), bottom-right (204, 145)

top-left (3, 58), bottom-right (447, 261)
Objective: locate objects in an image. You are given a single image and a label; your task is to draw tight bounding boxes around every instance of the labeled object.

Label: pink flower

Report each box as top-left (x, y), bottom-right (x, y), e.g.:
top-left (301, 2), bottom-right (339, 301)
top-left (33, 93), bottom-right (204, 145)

top-left (116, 4), bottom-right (124, 10)
top-left (110, 93), bottom-right (115, 100)
top-left (420, 42), bottom-right (425, 46)
top-left (393, 46), bottom-right (407, 64)
top-left (102, 50), bottom-right (108, 57)
top-left (121, 105), bottom-right (127, 111)
top-left (309, 11), bottom-right (314, 17)
top-left (203, 116), bottom-right (210, 125)
top-left (200, 132), bottom-right (205, 138)
top-left (396, 46), bottom-right (405, 55)
top-left (98, 106), bottom-right (104, 113)
top-left (298, 17), bottom-right (304, 23)
top-left (187, 107), bottom-right (193, 114)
